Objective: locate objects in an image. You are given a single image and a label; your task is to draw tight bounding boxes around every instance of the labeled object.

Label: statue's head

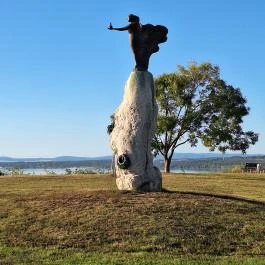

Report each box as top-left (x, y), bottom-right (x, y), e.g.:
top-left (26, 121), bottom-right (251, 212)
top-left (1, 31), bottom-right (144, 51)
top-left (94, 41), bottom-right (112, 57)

top-left (128, 14), bottom-right (140, 23)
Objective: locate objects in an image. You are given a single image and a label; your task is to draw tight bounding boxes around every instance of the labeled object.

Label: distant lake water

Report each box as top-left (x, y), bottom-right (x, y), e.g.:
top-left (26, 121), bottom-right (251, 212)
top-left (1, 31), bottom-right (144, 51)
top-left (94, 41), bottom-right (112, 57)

top-left (1, 166), bottom-right (210, 175)
top-left (1, 166), bottom-right (111, 175)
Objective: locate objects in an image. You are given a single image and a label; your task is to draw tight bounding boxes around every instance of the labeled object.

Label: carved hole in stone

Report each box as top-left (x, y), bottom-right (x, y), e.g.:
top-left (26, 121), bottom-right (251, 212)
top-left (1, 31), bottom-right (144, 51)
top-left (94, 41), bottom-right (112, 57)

top-left (117, 154), bottom-right (130, 169)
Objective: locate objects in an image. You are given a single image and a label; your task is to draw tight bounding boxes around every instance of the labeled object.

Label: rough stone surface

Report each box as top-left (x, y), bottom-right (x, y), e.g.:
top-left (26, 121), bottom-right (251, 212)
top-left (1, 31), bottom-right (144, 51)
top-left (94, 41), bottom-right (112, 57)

top-left (110, 71), bottom-right (162, 191)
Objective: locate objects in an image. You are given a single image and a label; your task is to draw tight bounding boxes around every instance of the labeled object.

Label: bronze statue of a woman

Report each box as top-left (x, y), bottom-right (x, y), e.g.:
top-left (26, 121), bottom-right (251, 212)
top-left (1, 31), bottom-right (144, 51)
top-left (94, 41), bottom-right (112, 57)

top-left (108, 14), bottom-right (168, 71)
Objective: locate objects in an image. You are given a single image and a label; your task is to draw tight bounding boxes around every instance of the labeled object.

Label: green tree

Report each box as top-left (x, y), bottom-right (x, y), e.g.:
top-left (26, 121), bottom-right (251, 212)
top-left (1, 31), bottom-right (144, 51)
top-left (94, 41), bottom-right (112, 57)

top-left (153, 62), bottom-right (258, 173)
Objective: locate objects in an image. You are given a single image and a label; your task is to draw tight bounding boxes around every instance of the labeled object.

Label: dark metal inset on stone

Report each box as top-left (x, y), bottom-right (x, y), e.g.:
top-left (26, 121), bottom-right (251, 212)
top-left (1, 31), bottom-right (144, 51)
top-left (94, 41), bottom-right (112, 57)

top-left (117, 154), bottom-right (130, 169)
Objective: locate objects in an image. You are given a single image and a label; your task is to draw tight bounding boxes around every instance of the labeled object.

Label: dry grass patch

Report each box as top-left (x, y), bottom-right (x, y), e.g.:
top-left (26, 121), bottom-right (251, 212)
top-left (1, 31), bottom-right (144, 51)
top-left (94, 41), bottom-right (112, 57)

top-left (1, 190), bottom-right (265, 256)
top-left (0, 173), bottom-right (265, 264)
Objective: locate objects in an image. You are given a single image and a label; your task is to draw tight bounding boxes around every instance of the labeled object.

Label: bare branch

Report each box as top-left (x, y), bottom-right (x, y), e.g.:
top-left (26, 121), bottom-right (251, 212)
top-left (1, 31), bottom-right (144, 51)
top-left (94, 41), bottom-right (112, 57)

top-left (154, 135), bottom-right (165, 156)
top-left (175, 138), bottom-right (190, 148)
top-left (176, 106), bottom-right (183, 120)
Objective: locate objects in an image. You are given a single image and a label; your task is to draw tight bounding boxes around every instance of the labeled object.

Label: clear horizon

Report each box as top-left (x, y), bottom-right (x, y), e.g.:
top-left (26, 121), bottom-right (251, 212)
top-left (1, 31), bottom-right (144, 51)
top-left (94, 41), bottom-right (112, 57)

top-left (1, 0), bottom-right (264, 157)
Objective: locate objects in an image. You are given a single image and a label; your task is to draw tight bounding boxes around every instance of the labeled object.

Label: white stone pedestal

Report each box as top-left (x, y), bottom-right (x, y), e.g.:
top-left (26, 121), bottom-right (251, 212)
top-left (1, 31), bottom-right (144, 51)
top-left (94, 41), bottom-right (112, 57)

top-left (110, 71), bottom-right (162, 191)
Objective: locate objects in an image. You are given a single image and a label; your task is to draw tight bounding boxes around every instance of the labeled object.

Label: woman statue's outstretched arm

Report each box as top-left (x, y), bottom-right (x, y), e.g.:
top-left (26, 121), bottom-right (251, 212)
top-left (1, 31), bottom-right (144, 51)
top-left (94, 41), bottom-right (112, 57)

top-left (108, 22), bottom-right (130, 31)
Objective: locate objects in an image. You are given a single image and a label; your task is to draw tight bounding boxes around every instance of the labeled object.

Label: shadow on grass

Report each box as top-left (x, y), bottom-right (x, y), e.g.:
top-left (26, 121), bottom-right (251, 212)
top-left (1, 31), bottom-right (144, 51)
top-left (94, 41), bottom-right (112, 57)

top-left (162, 188), bottom-right (265, 207)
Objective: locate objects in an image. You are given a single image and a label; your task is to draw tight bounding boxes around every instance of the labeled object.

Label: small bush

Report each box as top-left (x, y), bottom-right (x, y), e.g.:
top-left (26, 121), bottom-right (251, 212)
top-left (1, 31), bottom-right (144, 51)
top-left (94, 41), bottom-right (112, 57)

top-left (231, 165), bottom-right (243, 173)
top-left (64, 168), bottom-right (96, 175)
top-left (5, 168), bottom-right (24, 175)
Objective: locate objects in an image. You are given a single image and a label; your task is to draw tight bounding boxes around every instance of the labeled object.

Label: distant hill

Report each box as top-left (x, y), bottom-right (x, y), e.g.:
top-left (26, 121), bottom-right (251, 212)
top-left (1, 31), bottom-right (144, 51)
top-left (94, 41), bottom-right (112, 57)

top-left (50, 156), bottom-right (113, 161)
top-left (0, 156), bottom-right (15, 162)
top-left (0, 156), bottom-right (112, 163)
top-left (171, 152), bottom-right (258, 160)
top-left (1, 154), bottom-right (265, 172)
top-left (0, 153), bottom-right (262, 163)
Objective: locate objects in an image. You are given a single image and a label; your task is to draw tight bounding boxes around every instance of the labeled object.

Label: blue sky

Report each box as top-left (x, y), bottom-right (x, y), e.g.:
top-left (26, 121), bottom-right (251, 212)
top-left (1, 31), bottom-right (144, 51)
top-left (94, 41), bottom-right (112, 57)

top-left (1, 0), bottom-right (265, 157)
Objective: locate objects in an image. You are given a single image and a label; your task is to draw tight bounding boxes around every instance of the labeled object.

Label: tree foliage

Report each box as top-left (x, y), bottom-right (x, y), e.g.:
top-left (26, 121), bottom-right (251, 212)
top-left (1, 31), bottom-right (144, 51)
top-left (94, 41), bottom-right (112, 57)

top-left (107, 114), bottom-right (115, 135)
top-left (153, 62), bottom-right (258, 172)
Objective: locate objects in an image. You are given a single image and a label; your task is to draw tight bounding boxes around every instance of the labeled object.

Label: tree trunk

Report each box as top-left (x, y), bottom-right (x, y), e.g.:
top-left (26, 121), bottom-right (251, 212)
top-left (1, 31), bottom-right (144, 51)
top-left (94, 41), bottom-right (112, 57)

top-left (112, 154), bottom-right (116, 177)
top-left (164, 158), bottom-right (171, 173)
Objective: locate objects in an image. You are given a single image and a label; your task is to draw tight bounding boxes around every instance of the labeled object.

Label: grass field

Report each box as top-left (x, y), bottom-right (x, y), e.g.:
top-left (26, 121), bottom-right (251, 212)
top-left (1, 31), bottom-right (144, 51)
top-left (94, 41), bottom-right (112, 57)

top-left (0, 173), bottom-right (265, 264)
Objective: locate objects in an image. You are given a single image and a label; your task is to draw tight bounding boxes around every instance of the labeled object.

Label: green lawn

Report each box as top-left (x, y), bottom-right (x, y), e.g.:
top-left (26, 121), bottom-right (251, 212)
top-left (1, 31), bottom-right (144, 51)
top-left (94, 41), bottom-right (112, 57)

top-left (0, 173), bottom-right (265, 264)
